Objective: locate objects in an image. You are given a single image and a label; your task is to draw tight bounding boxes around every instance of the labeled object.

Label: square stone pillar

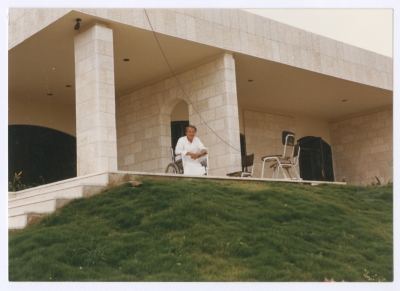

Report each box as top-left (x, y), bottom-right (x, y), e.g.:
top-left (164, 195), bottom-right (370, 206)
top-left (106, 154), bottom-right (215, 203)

top-left (189, 53), bottom-right (242, 176)
top-left (74, 24), bottom-right (117, 176)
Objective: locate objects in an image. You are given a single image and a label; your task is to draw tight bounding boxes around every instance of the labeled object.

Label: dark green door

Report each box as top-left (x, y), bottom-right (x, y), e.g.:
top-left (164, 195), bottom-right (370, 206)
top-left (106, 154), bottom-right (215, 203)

top-left (298, 136), bottom-right (334, 181)
top-left (170, 121), bottom-right (189, 149)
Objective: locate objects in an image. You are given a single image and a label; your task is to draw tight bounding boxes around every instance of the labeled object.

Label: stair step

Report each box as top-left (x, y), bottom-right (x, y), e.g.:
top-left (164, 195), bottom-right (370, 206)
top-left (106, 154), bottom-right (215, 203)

top-left (27, 212), bottom-right (51, 226)
top-left (55, 198), bottom-right (74, 210)
top-left (8, 171), bottom-right (146, 230)
top-left (7, 172), bottom-right (115, 230)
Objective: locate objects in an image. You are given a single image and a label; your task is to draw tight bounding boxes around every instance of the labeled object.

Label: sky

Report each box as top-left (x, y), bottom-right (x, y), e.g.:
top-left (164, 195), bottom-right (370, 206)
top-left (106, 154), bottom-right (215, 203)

top-left (244, 8), bottom-right (393, 57)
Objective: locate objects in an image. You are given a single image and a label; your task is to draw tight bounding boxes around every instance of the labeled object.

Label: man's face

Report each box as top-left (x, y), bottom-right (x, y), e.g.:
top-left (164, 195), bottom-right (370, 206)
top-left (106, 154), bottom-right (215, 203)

top-left (186, 128), bottom-right (196, 141)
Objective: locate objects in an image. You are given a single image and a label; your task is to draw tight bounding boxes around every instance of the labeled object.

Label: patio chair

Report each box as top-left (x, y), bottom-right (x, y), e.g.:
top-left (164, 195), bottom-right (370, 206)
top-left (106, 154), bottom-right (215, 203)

top-left (270, 143), bottom-right (302, 180)
top-left (226, 154), bottom-right (254, 178)
top-left (260, 131), bottom-right (297, 179)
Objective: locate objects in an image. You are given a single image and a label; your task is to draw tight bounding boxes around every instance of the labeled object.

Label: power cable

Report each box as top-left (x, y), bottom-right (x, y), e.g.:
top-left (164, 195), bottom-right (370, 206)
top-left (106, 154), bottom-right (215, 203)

top-left (143, 9), bottom-right (241, 153)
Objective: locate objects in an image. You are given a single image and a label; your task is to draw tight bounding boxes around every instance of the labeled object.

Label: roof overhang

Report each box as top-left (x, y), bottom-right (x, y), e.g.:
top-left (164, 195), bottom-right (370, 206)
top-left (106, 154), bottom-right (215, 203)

top-left (8, 10), bottom-right (392, 122)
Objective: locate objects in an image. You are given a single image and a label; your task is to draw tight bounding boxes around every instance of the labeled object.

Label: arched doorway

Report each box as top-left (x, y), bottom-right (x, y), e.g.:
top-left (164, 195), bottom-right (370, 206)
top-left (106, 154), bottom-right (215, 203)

top-left (298, 136), bottom-right (334, 181)
top-left (8, 125), bottom-right (77, 186)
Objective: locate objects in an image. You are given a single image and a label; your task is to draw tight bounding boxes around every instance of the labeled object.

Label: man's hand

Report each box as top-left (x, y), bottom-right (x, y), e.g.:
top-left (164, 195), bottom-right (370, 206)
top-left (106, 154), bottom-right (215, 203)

top-left (187, 152), bottom-right (199, 159)
top-left (187, 150), bottom-right (207, 160)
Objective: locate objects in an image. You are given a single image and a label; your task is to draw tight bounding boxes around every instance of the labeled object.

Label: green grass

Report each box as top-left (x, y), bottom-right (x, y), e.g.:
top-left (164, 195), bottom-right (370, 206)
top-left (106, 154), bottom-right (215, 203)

top-left (9, 178), bottom-right (393, 282)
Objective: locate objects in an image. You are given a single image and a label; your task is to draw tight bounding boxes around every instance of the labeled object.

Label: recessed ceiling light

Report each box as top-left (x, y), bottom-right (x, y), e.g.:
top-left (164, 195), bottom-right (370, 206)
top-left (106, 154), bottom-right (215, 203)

top-left (123, 58), bottom-right (130, 62)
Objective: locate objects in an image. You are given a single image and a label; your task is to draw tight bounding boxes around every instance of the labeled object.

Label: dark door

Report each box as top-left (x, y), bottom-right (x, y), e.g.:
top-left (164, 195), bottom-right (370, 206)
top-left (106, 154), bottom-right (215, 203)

top-left (8, 125), bottom-right (77, 186)
top-left (298, 136), bottom-right (334, 181)
top-left (240, 134), bottom-right (246, 157)
top-left (170, 121), bottom-right (189, 150)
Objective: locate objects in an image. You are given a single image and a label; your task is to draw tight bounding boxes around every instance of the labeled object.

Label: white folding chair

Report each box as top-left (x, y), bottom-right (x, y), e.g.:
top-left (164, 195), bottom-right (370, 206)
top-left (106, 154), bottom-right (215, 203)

top-left (261, 131), bottom-right (297, 179)
top-left (270, 143), bottom-right (302, 180)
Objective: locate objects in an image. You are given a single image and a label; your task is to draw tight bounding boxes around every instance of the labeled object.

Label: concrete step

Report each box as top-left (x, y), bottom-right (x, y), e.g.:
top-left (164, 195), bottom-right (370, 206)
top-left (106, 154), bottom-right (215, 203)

top-left (8, 172), bottom-right (110, 200)
top-left (9, 185), bottom-right (86, 214)
top-left (8, 172), bottom-right (112, 230)
top-left (12, 188), bottom-right (108, 229)
top-left (8, 184), bottom-right (107, 216)
top-left (8, 211), bottom-right (54, 230)
top-left (9, 196), bottom-right (80, 230)
top-left (26, 212), bottom-right (52, 226)
top-left (8, 185), bottom-right (108, 230)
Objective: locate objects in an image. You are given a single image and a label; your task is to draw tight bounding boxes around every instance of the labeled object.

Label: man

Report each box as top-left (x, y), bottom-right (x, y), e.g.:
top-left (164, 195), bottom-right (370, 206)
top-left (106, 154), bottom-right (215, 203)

top-left (175, 125), bottom-right (208, 175)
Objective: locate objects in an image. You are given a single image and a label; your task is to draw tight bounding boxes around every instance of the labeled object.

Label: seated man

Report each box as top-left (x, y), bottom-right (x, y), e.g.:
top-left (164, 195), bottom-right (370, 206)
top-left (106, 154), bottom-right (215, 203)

top-left (175, 125), bottom-right (208, 175)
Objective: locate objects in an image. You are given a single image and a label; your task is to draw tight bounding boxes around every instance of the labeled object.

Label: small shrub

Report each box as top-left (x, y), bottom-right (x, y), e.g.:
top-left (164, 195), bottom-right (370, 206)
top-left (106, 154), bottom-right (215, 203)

top-left (8, 171), bottom-right (44, 191)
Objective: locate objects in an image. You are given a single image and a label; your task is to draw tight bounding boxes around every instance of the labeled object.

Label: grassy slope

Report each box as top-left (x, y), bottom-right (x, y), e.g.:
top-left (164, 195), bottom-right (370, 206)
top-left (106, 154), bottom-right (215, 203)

top-left (8, 178), bottom-right (393, 282)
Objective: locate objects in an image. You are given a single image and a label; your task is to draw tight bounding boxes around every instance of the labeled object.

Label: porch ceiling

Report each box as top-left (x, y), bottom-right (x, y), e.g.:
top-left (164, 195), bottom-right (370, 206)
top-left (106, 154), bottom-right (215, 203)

top-left (9, 10), bottom-right (392, 123)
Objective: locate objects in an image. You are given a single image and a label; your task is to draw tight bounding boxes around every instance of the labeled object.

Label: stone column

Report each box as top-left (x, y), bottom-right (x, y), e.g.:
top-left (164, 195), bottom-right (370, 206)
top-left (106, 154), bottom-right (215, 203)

top-left (189, 53), bottom-right (241, 176)
top-left (74, 24), bottom-right (117, 176)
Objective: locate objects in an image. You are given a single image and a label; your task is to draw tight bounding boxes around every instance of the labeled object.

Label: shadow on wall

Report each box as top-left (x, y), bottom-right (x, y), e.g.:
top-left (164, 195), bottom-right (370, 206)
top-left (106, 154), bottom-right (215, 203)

top-left (8, 125), bottom-right (77, 186)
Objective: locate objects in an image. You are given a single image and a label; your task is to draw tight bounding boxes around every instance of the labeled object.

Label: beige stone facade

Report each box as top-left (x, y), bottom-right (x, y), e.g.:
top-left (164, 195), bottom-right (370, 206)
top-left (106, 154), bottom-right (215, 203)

top-left (8, 8), bottom-right (392, 91)
top-left (330, 109), bottom-right (393, 185)
top-left (8, 8), bottom-right (393, 185)
top-left (116, 53), bottom-right (241, 176)
top-left (242, 107), bottom-right (393, 185)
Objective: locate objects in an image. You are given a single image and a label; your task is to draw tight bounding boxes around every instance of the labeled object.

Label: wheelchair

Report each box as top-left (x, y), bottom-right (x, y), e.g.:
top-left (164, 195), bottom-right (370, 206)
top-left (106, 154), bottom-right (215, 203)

top-left (165, 147), bottom-right (209, 175)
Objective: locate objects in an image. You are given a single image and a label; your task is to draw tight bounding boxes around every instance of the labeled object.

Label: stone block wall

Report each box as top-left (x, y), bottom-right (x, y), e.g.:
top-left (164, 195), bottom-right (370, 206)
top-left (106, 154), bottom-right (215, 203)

top-left (74, 24), bottom-right (118, 176)
top-left (243, 109), bottom-right (296, 178)
top-left (116, 53), bottom-right (241, 176)
top-left (115, 83), bottom-right (171, 173)
top-left (329, 109), bottom-right (393, 185)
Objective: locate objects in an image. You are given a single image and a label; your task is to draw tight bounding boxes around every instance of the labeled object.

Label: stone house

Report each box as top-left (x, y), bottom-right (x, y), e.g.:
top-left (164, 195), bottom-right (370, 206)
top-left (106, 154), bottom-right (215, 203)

top-left (8, 8), bottom-right (393, 185)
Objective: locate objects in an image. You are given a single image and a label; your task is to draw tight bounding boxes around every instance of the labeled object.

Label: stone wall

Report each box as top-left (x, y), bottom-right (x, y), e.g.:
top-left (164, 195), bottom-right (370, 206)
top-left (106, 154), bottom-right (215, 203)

top-left (329, 109), bottom-right (393, 185)
top-left (243, 109), bottom-right (296, 178)
top-left (116, 53), bottom-right (241, 176)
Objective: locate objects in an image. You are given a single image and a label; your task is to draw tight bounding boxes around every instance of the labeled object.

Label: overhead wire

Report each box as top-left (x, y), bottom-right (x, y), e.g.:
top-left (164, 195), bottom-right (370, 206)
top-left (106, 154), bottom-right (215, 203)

top-left (143, 9), bottom-right (241, 153)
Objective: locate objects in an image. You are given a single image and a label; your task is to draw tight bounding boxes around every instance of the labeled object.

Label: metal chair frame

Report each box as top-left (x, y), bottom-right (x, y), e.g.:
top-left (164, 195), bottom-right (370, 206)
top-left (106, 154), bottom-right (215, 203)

top-left (270, 143), bottom-right (301, 180)
top-left (261, 131), bottom-right (300, 180)
top-left (226, 154), bottom-right (255, 178)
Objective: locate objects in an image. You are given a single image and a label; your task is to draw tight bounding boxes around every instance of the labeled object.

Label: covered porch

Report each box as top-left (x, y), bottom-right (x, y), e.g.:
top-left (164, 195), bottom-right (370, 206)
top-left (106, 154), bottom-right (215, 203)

top-left (8, 9), bottom-right (392, 186)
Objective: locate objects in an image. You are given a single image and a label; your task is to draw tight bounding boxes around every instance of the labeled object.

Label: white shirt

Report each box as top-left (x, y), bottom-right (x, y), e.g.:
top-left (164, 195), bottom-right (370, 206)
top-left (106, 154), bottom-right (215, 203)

top-left (175, 136), bottom-right (207, 166)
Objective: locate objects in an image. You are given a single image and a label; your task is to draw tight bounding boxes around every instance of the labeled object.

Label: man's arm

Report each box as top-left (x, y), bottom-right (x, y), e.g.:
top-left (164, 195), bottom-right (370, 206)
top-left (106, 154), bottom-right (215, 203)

top-left (174, 137), bottom-right (187, 158)
top-left (199, 149), bottom-right (207, 155)
top-left (195, 137), bottom-right (207, 156)
top-left (176, 139), bottom-right (198, 159)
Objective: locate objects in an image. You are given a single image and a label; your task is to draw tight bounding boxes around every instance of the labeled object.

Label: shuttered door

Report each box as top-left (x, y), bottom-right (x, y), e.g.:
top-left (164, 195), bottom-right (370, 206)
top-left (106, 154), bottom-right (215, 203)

top-left (170, 121), bottom-right (189, 149)
top-left (298, 136), bottom-right (334, 182)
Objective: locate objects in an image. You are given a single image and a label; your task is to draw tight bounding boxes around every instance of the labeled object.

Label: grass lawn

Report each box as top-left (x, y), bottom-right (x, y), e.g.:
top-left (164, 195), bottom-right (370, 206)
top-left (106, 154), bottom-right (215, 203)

top-left (8, 178), bottom-right (393, 282)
